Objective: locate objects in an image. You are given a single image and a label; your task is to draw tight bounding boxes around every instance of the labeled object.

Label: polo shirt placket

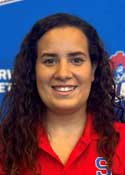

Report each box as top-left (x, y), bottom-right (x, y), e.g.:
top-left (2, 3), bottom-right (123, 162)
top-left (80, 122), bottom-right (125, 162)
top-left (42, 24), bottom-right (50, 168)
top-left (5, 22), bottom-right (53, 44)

top-left (37, 113), bottom-right (100, 175)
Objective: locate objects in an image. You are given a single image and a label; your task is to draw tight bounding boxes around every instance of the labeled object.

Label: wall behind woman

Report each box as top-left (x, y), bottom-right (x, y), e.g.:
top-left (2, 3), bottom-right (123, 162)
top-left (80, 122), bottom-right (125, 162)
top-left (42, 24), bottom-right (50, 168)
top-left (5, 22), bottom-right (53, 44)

top-left (0, 0), bottom-right (125, 121)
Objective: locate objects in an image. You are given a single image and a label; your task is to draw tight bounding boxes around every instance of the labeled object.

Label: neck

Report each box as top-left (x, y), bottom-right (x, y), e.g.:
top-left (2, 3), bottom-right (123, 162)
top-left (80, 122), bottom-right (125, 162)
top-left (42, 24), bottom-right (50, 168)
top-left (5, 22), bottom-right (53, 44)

top-left (43, 108), bottom-right (87, 135)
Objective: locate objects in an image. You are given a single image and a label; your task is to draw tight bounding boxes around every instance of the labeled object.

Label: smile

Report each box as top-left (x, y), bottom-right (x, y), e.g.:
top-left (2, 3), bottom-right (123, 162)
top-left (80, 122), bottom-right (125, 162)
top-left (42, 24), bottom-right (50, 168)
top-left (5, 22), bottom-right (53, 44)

top-left (52, 86), bottom-right (76, 91)
top-left (51, 86), bottom-right (77, 96)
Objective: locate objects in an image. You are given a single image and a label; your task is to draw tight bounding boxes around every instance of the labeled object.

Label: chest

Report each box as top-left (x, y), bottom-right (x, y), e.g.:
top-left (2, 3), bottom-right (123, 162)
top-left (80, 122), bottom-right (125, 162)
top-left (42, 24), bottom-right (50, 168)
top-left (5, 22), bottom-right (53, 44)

top-left (48, 135), bottom-right (81, 164)
top-left (21, 142), bottom-right (123, 175)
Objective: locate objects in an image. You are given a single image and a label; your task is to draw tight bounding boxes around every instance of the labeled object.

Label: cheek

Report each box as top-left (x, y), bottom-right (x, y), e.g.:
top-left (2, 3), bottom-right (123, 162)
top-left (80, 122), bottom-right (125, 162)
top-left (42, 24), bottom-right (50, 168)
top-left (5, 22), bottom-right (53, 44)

top-left (35, 72), bottom-right (50, 105)
top-left (76, 70), bottom-right (94, 85)
top-left (35, 68), bottom-right (44, 92)
top-left (36, 65), bottom-right (49, 85)
top-left (35, 68), bottom-right (53, 98)
top-left (36, 74), bottom-right (47, 89)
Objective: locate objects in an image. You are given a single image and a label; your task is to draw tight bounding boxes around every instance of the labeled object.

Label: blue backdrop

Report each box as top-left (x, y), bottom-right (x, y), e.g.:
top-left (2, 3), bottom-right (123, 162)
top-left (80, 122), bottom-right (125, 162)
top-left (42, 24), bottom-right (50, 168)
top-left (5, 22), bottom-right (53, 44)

top-left (0, 0), bottom-right (125, 120)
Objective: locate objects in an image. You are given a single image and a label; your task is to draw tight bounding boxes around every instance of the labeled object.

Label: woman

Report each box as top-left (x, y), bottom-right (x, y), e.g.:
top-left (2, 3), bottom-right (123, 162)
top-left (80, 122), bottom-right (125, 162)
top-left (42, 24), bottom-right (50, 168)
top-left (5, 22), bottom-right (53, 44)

top-left (0, 13), bottom-right (125, 175)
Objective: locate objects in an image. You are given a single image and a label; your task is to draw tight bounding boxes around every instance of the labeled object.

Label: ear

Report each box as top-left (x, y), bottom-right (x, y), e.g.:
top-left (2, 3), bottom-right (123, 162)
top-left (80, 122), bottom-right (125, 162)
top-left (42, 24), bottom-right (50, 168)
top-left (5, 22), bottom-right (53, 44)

top-left (92, 64), bottom-right (97, 82)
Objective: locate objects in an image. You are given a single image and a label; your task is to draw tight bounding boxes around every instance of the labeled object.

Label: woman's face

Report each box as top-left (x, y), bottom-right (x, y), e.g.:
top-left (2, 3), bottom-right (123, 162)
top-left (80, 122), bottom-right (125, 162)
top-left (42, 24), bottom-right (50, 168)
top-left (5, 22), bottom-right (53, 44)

top-left (35, 26), bottom-right (95, 114)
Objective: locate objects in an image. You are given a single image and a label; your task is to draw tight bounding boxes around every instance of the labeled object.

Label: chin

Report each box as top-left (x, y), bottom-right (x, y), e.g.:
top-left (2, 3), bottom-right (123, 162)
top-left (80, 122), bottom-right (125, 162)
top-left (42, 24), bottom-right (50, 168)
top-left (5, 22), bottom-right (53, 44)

top-left (49, 104), bottom-right (81, 113)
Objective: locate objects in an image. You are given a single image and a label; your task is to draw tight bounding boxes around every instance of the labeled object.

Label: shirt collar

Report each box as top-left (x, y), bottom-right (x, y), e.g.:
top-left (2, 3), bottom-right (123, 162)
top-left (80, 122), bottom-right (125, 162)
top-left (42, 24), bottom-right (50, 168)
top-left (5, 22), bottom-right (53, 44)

top-left (79, 113), bottom-right (99, 144)
top-left (37, 113), bottom-right (99, 150)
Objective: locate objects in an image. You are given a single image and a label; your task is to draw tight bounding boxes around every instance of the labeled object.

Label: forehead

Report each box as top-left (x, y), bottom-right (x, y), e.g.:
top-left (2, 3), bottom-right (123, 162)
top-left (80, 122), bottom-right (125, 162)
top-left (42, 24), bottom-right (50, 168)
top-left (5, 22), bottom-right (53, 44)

top-left (37, 26), bottom-right (89, 52)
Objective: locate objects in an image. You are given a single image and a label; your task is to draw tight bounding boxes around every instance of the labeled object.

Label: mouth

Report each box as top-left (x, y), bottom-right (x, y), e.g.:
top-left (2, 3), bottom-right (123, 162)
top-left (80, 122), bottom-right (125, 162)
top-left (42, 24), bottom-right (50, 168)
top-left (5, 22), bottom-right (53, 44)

top-left (51, 85), bottom-right (78, 96)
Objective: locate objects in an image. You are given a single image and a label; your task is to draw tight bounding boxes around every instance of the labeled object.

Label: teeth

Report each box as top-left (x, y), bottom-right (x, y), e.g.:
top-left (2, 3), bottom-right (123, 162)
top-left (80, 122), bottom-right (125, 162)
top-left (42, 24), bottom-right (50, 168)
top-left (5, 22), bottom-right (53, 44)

top-left (53, 86), bottom-right (75, 92)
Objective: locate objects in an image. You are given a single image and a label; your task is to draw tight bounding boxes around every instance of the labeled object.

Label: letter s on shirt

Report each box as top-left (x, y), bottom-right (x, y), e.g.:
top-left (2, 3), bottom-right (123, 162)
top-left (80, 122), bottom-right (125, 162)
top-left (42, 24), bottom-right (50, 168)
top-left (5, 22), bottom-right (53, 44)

top-left (95, 157), bottom-right (112, 175)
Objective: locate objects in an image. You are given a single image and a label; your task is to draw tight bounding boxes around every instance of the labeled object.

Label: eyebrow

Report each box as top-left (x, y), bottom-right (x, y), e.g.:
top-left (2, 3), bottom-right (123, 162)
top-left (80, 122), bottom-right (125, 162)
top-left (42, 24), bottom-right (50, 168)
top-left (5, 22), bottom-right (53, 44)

top-left (40, 53), bottom-right (57, 57)
top-left (67, 51), bottom-right (87, 57)
top-left (40, 51), bottom-right (87, 58)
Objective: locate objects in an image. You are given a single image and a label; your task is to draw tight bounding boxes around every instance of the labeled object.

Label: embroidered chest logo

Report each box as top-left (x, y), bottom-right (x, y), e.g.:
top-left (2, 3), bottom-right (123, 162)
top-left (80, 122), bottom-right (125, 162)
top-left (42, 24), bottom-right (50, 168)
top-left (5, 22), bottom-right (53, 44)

top-left (95, 157), bottom-right (112, 175)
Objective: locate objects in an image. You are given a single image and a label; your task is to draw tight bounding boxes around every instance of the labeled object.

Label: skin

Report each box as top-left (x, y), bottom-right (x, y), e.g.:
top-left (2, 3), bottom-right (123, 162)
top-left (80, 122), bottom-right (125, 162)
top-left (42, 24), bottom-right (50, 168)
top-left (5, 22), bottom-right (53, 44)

top-left (36, 26), bottom-right (95, 114)
top-left (35, 26), bottom-right (95, 164)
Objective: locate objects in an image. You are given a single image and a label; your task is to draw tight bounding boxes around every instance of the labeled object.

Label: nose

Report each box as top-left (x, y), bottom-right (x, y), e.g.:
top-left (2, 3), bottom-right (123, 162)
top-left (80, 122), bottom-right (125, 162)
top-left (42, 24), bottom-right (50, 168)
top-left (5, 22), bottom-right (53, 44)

top-left (54, 59), bottom-right (72, 81)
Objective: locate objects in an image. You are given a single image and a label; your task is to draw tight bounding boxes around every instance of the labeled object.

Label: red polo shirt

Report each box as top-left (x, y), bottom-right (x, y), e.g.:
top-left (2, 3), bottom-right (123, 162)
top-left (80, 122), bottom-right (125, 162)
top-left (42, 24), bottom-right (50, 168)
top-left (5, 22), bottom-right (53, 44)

top-left (0, 113), bottom-right (125, 175)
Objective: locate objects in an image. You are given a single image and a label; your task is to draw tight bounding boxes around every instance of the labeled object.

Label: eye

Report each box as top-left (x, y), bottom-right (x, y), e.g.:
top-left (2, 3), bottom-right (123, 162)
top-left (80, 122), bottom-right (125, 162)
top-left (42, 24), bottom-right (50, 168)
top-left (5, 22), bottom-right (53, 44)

top-left (43, 58), bottom-right (57, 66)
top-left (70, 57), bottom-right (84, 65)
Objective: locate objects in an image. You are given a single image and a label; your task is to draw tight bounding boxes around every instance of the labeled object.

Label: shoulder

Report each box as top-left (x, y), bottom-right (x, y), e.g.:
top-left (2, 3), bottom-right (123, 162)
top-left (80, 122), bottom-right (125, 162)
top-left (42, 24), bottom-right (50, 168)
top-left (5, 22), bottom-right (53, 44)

top-left (113, 122), bottom-right (125, 172)
top-left (114, 121), bottom-right (125, 138)
top-left (114, 122), bottom-right (125, 161)
top-left (114, 121), bottom-right (125, 147)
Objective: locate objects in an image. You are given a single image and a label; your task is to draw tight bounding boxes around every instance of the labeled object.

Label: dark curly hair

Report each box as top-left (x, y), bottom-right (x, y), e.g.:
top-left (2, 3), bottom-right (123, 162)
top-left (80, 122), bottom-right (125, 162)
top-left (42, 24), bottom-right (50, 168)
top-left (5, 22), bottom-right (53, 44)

top-left (0, 13), bottom-right (119, 175)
